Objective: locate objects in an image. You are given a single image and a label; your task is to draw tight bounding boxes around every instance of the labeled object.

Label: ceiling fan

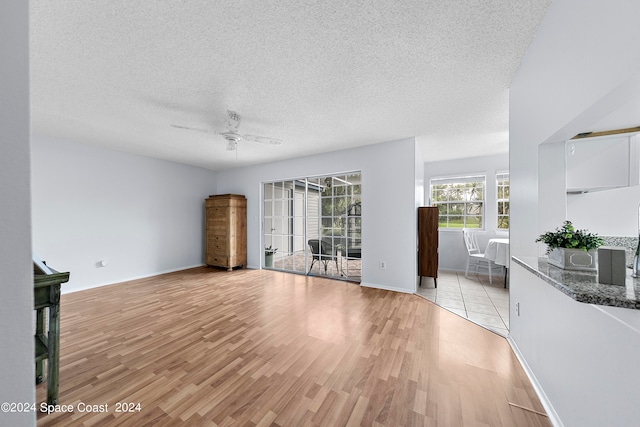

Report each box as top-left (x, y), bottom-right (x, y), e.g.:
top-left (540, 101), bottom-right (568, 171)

top-left (171, 110), bottom-right (283, 151)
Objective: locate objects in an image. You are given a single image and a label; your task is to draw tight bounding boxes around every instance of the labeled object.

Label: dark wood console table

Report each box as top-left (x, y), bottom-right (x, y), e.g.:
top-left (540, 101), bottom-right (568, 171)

top-left (34, 256), bottom-right (70, 405)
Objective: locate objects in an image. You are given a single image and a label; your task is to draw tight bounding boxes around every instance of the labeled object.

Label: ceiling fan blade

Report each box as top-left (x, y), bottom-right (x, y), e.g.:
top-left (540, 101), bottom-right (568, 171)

top-left (227, 110), bottom-right (242, 133)
top-left (170, 124), bottom-right (216, 134)
top-left (243, 134), bottom-right (283, 145)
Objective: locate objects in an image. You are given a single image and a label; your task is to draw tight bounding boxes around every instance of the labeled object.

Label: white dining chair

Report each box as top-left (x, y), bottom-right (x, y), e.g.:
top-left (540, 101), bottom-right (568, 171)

top-left (462, 229), bottom-right (503, 284)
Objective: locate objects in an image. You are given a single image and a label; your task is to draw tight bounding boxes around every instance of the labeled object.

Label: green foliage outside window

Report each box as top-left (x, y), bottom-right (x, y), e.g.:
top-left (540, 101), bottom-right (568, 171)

top-left (497, 173), bottom-right (509, 229)
top-left (319, 175), bottom-right (361, 239)
top-left (432, 179), bottom-right (485, 229)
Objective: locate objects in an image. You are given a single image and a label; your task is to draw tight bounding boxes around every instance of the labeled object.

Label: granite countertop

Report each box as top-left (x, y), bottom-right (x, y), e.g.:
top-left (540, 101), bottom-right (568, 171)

top-left (512, 256), bottom-right (640, 310)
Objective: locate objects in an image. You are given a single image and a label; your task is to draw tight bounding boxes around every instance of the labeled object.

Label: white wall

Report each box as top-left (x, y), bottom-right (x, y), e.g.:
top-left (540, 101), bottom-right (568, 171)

top-left (511, 263), bottom-right (640, 426)
top-left (424, 153), bottom-right (509, 271)
top-left (415, 142), bottom-right (425, 286)
top-left (216, 138), bottom-right (419, 293)
top-left (0, 2), bottom-right (34, 426)
top-left (31, 137), bottom-right (218, 293)
top-left (510, 0), bottom-right (640, 425)
top-left (415, 143), bottom-right (425, 208)
top-left (537, 142), bottom-right (567, 256)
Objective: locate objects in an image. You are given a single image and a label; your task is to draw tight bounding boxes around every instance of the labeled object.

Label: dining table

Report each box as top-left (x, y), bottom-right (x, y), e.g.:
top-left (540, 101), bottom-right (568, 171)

top-left (484, 238), bottom-right (510, 287)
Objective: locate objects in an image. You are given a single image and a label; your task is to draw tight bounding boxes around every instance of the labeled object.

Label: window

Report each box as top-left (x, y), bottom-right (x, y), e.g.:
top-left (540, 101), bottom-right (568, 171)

top-left (431, 176), bottom-right (485, 229)
top-left (497, 172), bottom-right (509, 229)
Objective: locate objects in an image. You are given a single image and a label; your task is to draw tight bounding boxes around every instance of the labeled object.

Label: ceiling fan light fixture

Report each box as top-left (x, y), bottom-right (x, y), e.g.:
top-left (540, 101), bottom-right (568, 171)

top-left (171, 109), bottom-right (282, 153)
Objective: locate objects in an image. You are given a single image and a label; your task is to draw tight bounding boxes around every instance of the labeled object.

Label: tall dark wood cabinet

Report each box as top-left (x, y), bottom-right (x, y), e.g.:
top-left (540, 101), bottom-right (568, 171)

top-left (205, 194), bottom-right (247, 271)
top-left (418, 207), bottom-right (438, 287)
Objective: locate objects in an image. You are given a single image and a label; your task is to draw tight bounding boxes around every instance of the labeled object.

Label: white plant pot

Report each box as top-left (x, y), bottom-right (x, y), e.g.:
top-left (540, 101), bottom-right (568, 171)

top-left (548, 248), bottom-right (597, 271)
top-left (265, 253), bottom-right (274, 268)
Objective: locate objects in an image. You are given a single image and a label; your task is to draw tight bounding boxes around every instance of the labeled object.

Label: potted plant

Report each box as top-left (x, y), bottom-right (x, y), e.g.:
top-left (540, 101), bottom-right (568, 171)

top-left (264, 245), bottom-right (277, 268)
top-left (535, 220), bottom-right (603, 271)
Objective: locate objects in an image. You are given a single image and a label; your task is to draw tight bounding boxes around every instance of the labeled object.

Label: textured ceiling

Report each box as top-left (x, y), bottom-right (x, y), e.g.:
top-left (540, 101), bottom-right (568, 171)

top-left (30, 0), bottom-right (551, 171)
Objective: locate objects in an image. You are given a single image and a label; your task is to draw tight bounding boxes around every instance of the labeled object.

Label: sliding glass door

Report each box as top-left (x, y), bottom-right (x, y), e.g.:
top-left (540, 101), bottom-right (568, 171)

top-left (263, 172), bottom-right (361, 282)
top-left (263, 180), bottom-right (306, 273)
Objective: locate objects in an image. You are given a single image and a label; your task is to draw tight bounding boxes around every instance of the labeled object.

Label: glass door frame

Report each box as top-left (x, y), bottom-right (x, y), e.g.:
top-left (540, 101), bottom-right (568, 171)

top-left (261, 171), bottom-right (362, 282)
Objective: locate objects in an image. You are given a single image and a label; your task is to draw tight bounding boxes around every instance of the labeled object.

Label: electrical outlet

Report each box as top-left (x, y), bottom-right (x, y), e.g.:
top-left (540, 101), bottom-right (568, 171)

top-left (379, 261), bottom-right (386, 270)
top-left (515, 302), bottom-right (520, 316)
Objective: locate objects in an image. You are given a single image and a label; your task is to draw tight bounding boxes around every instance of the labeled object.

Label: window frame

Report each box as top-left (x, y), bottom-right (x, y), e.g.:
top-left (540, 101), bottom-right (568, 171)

top-left (430, 175), bottom-right (486, 230)
top-left (496, 171), bottom-right (510, 230)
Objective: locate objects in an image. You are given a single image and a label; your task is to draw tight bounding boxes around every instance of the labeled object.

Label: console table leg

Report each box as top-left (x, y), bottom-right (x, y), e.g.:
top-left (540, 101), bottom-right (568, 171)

top-left (35, 308), bottom-right (44, 384)
top-left (47, 285), bottom-right (61, 405)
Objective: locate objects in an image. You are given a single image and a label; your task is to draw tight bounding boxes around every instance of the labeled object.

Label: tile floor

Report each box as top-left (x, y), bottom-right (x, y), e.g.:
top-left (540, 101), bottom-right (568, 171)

top-left (269, 251), bottom-right (362, 282)
top-left (416, 270), bottom-right (510, 336)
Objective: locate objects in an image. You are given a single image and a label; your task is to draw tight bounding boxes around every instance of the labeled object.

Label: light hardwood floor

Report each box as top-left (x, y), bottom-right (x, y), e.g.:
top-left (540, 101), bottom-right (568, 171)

top-left (37, 267), bottom-right (549, 426)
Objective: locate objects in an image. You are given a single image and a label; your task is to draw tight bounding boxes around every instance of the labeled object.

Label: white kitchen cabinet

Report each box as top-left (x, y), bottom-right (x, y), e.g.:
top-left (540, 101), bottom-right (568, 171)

top-left (566, 134), bottom-right (639, 194)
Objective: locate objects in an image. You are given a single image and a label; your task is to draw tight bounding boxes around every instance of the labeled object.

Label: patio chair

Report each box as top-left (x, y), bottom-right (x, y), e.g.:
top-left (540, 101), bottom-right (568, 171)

top-left (308, 239), bottom-right (339, 274)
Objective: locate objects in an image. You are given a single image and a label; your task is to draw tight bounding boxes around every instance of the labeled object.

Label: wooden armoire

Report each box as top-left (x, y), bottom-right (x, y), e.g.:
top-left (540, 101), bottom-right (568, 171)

top-left (205, 194), bottom-right (247, 271)
top-left (418, 207), bottom-right (438, 287)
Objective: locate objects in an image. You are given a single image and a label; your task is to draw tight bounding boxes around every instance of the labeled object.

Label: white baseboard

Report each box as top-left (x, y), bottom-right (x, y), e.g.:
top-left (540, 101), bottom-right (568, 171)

top-left (62, 264), bottom-right (206, 294)
top-left (360, 282), bottom-right (414, 294)
top-left (507, 336), bottom-right (564, 427)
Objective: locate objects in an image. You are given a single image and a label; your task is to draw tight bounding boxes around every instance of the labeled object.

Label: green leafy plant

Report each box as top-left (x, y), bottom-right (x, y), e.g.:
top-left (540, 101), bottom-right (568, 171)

top-left (265, 245), bottom-right (278, 255)
top-left (535, 220), bottom-right (603, 253)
